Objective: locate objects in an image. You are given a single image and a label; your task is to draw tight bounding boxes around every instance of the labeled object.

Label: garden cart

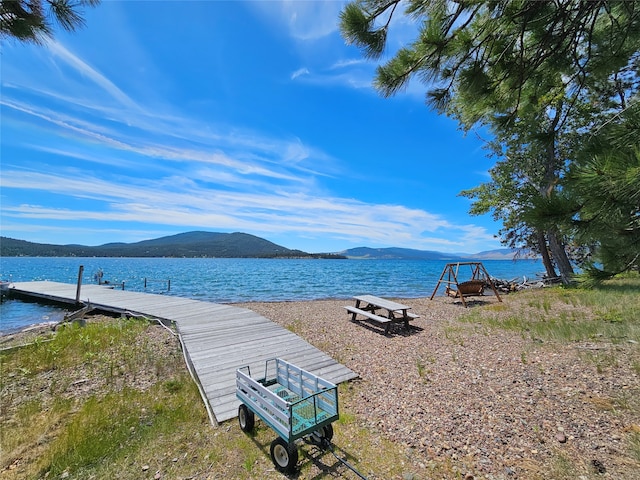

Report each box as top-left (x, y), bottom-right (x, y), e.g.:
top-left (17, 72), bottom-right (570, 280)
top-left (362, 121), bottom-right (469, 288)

top-left (235, 358), bottom-right (340, 474)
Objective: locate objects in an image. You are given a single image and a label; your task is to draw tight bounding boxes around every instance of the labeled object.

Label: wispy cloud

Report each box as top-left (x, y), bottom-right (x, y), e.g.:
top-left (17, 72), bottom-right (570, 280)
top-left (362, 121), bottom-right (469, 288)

top-left (0, 5), bottom-right (497, 253)
top-left (289, 66), bottom-right (375, 91)
top-left (1, 93), bottom-right (327, 186)
top-left (2, 36), bottom-right (338, 182)
top-left (330, 58), bottom-right (368, 70)
top-left (249, 1), bottom-right (345, 41)
top-left (45, 39), bottom-right (142, 111)
top-left (1, 167), bottom-right (494, 251)
top-left (291, 68), bottom-right (310, 80)
top-left (298, 59), bottom-right (426, 98)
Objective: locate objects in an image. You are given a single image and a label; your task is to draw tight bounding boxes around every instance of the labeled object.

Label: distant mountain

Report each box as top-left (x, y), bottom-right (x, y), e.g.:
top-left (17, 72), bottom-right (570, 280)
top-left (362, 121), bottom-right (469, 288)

top-left (1, 231), bottom-right (528, 260)
top-left (337, 247), bottom-right (458, 260)
top-left (470, 249), bottom-right (527, 260)
top-left (0, 232), bottom-right (345, 259)
top-left (337, 246), bottom-right (524, 261)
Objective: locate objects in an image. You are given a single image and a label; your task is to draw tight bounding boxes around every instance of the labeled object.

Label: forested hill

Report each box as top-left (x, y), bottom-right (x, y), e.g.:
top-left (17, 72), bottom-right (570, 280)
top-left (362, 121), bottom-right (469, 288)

top-left (0, 232), bottom-right (344, 259)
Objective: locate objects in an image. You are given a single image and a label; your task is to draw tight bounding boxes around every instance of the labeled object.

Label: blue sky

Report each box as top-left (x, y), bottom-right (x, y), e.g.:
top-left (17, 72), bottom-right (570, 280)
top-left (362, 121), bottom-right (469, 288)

top-left (1, 1), bottom-right (501, 254)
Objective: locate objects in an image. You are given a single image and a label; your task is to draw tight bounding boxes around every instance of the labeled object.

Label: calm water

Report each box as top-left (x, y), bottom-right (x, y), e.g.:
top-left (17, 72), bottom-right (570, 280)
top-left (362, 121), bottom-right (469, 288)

top-left (0, 256), bottom-right (542, 333)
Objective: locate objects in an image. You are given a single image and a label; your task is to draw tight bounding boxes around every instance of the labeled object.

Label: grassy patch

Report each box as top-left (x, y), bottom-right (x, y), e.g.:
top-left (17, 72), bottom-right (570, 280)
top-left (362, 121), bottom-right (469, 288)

top-left (0, 317), bottom-right (189, 479)
top-left (416, 355), bottom-right (436, 381)
top-left (626, 425), bottom-right (640, 463)
top-left (443, 324), bottom-right (466, 345)
top-left (41, 379), bottom-right (200, 477)
top-left (285, 318), bottom-right (303, 334)
top-left (5, 317), bottom-right (148, 376)
top-left (458, 276), bottom-right (640, 345)
top-left (548, 451), bottom-right (578, 479)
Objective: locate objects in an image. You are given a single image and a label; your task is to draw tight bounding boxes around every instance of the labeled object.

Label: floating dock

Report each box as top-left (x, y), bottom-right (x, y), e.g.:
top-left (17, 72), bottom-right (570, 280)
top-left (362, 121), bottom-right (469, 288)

top-left (8, 281), bottom-right (357, 423)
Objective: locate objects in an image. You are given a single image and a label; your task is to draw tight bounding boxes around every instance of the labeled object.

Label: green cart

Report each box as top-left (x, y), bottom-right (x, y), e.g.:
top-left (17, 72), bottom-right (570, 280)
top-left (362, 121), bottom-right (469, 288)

top-left (236, 358), bottom-right (339, 473)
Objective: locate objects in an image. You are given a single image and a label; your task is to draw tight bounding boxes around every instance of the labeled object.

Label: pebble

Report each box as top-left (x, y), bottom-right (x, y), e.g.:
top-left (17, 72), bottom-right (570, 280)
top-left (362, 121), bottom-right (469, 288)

top-left (592, 459), bottom-right (606, 473)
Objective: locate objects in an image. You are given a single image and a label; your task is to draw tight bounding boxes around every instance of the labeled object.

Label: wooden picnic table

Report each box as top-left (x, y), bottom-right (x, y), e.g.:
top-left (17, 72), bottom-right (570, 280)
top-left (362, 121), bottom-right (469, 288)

top-left (344, 295), bottom-right (419, 335)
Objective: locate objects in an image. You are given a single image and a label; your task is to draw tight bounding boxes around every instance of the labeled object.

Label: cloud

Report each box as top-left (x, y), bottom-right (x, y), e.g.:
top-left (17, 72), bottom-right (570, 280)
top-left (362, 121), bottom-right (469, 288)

top-left (289, 66), bottom-right (375, 91)
top-left (1, 167), bottom-right (494, 251)
top-left (250, 1), bottom-right (345, 41)
top-left (329, 58), bottom-right (368, 70)
top-left (45, 39), bottom-right (141, 111)
top-left (291, 68), bottom-right (310, 80)
top-left (1, 94), bottom-right (328, 186)
top-left (289, 53), bottom-right (424, 98)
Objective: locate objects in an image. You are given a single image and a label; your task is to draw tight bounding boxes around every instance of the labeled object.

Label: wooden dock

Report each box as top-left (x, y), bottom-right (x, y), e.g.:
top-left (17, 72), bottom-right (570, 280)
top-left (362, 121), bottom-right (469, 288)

top-left (8, 281), bottom-right (357, 423)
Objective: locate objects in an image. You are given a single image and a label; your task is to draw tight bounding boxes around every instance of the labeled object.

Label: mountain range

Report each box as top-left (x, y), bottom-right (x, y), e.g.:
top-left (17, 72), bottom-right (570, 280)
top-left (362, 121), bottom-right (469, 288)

top-left (335, 246), bottom-right (519, 261)
top-left (0, 231), bottom-right (519, 260)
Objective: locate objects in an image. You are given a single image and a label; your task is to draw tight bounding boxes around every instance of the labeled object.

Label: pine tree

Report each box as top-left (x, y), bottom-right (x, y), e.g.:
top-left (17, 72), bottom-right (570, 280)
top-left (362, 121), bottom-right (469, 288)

top-left (1, 0), bottom-right (99, 44)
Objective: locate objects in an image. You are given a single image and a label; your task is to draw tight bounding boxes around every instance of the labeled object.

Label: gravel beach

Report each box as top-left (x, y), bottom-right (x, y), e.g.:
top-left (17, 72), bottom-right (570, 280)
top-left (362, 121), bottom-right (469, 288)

top-left (2, 292), bottom-right (638, 479)
top-left (237, 294), bottom-right (640, 479)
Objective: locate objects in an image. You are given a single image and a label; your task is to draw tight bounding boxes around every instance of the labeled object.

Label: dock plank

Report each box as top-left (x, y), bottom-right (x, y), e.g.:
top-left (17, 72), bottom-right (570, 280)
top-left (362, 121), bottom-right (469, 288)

top-left (9, 281), bottom-right (357, 423)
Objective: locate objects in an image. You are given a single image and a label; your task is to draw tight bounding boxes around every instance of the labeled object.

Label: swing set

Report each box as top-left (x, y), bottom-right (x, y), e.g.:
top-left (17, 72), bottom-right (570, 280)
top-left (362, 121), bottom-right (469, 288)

top-left (430, 262), bottom-right (502, 307)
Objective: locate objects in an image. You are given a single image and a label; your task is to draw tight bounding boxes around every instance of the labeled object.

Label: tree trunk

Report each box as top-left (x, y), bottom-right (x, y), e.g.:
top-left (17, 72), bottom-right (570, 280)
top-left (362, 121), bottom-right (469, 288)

top-left (539, 106), bottom-right (574, 284)
top-left (547, 229), bottom-right (574, 284)
top-left (536, 230), bottom-right (557, 279)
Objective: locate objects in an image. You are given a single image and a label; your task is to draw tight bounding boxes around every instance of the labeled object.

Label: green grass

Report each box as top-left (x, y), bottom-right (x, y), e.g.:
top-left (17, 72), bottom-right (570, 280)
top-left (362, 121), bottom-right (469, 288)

top-left (416, 358), bottom-right (426, 377)
top-left (547, 451), bottom-right (577, 480)
top-left (41, 379), bottom-right (201, 477)
top-left (5, 316), bottom-right (149, 375)
top-left (443, 324), bottom-right (466, 345)
top-left (458, 276), bottom-right (640, 345)
top-left (629, 430), bottom-right (640, 464)
top-left (0, 317), bottom-right (191, 479)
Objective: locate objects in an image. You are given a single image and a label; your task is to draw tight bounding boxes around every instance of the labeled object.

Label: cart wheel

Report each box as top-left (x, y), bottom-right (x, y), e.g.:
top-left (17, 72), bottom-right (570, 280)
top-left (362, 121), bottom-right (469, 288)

top-left (238, 404), bottom-right (255, 433)
top-left (270, 437), bottom-right (298, 474)
top-left (309, 423), bottom-right (334, 446)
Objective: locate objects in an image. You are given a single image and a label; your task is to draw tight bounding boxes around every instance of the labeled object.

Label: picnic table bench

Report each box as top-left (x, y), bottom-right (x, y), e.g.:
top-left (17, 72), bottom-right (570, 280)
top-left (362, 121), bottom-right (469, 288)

top-left (344, 295), bottom-right (419, 335)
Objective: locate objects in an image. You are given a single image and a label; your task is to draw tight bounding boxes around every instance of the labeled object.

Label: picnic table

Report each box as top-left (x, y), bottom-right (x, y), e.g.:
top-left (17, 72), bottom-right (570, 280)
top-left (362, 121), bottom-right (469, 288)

top-left (344, 295), bottom-right (419, 335)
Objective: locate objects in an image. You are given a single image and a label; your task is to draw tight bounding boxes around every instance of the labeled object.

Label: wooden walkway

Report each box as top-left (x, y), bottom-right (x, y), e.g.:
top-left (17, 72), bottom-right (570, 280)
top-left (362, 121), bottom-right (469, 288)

top-left (8, 281), bottom-right (357, 423)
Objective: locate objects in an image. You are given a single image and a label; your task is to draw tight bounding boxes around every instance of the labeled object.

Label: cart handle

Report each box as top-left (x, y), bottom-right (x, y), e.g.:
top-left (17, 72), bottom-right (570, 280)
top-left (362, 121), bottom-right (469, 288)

top-left (320, 438), bottom-right (369, 480)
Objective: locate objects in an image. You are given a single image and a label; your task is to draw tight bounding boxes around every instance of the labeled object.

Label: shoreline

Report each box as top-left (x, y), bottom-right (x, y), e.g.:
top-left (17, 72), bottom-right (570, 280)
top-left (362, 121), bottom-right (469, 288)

top-left (0, 321), bottom-right (60, 351)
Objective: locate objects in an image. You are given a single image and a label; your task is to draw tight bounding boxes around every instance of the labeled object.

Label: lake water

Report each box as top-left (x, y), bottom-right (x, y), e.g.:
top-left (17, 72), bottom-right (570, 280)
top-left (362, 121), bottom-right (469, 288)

top-left (0, 256), bottom-right (543, 333)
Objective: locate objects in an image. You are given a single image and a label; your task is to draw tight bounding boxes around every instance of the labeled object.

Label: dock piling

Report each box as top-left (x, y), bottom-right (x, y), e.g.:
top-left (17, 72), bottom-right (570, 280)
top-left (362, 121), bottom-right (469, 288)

top-left (75, 265), bottom-right (84, 304)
